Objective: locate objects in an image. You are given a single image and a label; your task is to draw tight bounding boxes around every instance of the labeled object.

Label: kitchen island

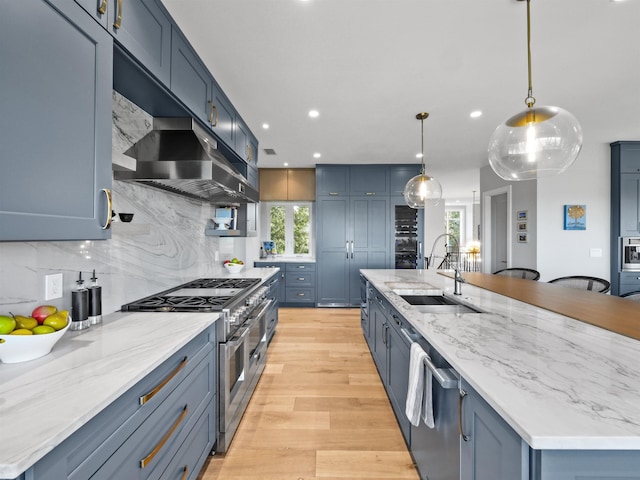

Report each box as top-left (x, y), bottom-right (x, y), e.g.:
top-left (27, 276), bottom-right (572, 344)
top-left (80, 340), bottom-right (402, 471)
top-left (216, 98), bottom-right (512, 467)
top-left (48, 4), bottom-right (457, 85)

top-left (361, 268), bottom-right (640, 479)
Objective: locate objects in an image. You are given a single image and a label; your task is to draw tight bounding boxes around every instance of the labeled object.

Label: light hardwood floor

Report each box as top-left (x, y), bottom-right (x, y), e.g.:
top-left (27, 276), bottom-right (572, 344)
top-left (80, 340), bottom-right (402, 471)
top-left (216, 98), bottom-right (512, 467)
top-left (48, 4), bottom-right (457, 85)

top-left (198, 308), bottom-right (419, 480)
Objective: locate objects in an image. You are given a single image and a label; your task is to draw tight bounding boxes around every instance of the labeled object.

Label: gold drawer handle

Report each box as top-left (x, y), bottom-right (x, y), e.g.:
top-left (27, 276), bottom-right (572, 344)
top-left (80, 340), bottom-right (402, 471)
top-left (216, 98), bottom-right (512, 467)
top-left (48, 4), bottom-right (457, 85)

top-left (297, 277), bottom-right (305, 281)
top-left (98, 0), bottom-right (107, 15)
top-left (100, 188), bottom-right (113, 230)
top-left (181, 465), bottom-right (188, 480)
top-left (113, 0), bottom-right (123, 29)
top-left (139, 357), bottom-right (187, 405)
top-left (296, 293), bottom-right (306, 297)
top-left (140, 405), bottom-right (188, 468)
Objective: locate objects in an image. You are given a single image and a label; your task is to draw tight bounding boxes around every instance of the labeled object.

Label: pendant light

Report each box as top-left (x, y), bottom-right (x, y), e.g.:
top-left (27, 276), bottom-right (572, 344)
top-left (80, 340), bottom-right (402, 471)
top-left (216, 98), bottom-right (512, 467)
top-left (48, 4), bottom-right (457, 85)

top-left (404, 112), bottom-right (442, 208)
top-left (488, 0), bottom-right (582, 181)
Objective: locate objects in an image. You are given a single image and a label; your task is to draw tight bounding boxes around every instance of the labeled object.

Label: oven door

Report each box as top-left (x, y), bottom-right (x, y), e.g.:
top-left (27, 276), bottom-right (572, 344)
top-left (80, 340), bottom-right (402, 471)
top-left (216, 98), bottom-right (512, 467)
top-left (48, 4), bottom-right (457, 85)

top-left (219, 326), bottom-right (250, 448)
top-left (246, 298), bottom-right (272, 373)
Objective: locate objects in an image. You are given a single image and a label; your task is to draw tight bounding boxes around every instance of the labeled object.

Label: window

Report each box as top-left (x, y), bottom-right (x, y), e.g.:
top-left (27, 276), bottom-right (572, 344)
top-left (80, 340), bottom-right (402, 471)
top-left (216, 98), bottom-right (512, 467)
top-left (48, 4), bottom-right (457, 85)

top-left (261, 202), bottom-right (313, 256)
top-left (445, 207), bottom-right (465, 244)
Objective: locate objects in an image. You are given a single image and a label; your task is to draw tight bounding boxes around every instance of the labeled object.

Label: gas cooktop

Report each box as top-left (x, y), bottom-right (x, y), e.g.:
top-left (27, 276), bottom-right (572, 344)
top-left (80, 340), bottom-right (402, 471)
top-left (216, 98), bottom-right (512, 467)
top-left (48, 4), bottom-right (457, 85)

top-left (121, 278), bottom-right (261, 312)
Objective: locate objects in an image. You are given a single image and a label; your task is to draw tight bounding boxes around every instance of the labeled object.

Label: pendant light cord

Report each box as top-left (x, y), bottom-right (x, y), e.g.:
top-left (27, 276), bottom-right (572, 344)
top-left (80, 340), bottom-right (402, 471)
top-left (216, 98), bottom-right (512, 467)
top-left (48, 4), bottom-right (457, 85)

top-left (420, 116), bottom-right (425, 175)
top-left (525, 0), bottom-right (535, 108)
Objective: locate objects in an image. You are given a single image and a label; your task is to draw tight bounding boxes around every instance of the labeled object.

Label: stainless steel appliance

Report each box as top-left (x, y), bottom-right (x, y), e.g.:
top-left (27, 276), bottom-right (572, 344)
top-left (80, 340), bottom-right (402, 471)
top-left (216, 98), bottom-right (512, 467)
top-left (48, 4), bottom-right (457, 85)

top-left (121, 276), bottom-right (272, 452)
top-left (622, 237), bottom-right (640, 271)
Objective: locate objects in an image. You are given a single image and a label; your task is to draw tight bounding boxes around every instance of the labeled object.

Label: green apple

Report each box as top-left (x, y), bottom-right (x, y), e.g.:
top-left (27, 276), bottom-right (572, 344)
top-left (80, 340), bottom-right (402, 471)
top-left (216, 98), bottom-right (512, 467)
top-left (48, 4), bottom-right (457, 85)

top-left (0, 315), bottom-right (16, 335)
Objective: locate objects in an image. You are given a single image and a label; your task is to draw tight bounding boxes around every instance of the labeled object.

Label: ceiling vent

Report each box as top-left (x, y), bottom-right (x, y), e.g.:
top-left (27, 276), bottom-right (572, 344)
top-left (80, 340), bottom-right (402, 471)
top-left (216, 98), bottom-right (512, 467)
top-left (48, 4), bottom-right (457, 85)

top-left (263, 148), bottom-right (277, 155)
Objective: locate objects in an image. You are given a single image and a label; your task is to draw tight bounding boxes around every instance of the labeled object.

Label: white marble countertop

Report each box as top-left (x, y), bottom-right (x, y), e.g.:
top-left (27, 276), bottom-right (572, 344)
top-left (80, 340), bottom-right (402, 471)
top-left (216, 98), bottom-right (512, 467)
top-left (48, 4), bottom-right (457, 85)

top-left (0, 267), bottom-right (279, 479)
top-left (361, 269), bottom-right (640, 451)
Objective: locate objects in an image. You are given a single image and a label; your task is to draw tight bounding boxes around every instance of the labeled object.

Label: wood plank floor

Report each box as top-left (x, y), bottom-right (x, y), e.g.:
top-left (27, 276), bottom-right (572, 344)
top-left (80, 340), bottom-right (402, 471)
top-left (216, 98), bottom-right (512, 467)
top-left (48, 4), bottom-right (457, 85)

top-left (197, 308), bottom-right (420, 480)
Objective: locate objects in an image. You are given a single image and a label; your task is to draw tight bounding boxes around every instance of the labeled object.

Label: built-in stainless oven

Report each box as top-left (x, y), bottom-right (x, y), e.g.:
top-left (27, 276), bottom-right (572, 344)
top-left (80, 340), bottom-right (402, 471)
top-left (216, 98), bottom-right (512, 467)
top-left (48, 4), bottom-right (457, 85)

top-left (218, 296), bottom-right (272, 452)
top-left (622, 237), bottom-right (640, 271)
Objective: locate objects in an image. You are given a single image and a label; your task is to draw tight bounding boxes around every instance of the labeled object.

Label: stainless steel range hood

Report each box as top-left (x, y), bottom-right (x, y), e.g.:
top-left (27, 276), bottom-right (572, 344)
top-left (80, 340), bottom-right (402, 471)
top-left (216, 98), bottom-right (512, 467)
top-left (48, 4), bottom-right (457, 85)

top-left (114, 118), bottom-right (258, 203)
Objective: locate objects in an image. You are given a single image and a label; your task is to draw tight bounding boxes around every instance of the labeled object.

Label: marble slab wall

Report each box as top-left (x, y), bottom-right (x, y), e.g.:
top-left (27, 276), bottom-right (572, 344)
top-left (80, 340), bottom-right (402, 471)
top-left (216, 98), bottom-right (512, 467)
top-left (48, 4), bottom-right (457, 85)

top-left (0, 93), bottom-right (247, 317)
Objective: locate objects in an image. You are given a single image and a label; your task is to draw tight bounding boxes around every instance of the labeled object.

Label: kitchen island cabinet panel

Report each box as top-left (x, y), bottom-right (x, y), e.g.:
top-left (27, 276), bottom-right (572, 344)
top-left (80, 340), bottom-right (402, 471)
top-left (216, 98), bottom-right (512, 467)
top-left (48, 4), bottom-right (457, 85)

top-left (74, 0), bottom-right (172, 86)
top-left (0, 0), bottom-right (113, 241)
top-left (460, 379), bottom-right (528, 480)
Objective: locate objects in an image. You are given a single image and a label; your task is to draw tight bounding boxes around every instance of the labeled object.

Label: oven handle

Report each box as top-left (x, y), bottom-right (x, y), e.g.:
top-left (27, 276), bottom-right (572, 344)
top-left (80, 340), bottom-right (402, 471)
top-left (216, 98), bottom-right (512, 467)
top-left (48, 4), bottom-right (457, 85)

top-left (227, 326), bottom-right (250, 348)
top-left (248, 298), bottom-right (274, 322)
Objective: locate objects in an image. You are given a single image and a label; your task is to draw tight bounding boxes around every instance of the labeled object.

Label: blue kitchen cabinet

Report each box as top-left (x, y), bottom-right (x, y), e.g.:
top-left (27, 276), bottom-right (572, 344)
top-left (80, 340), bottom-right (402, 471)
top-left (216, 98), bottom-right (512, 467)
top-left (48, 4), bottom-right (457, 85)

top-left (17, 326), bottom-right (216, 480)
top-left (390, 165), bottom-right (421, 195)
top-left (74, 0), bottom-right (172, 86)
top-left (0, 0), bottom-right (113, 241)
top-left (349, 165), bottom-right (389, 196)
top-left (385, 308), bottom-right (412, 444)
top-left (316, 194), bottom-right (389, 306)
top-left (620, 174), bottom-right (640, 236)
top-left (316, 165), bottom-right (351, 196)
top-left (460, 379), bottom-right (529, 480)
top-left (235, 117), bottom-right (259, 167)
top-left (284, 263), bottom-right (316, 306)
top-left (369, 290), bottom-right (389, 383)
top-left (316, 165), bottom-right (388, 197)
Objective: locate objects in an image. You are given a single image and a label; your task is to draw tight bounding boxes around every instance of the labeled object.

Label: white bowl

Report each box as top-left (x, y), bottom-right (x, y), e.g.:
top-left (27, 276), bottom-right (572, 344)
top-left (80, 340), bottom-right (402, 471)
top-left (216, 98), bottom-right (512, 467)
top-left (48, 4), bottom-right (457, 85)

top-left (0, 319), bottom-right (70, 364)
top-left (224, 263), bottom-right (244, 274)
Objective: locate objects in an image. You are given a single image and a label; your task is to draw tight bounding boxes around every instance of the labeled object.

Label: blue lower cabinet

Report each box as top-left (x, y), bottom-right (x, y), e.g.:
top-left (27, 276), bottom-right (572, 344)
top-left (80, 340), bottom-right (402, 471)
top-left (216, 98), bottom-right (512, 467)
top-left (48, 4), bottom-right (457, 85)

top-left (255, 262), bottom-right (316, 307)
top-left (18, 327), bottom-right (216, 480)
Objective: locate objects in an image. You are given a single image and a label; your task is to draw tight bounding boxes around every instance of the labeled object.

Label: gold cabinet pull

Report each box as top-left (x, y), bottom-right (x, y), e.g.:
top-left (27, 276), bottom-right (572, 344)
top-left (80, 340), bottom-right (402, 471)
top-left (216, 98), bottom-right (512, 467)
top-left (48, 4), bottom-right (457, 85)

top-left (139, 357), bottom-right (187, 405)
top-left (140, 405), bottom-right (188, 468)
top-left (247, 144), bottom-right (252, 162)
top-left (181, 465), bottom-right (189, 480)
top-left (208, 101), bottom-right (218, 127)
top-left (113, 0), bottom-right (123, 29)
top-left (98, 0), bottom-right (107, 15)
top-left (100, 188), bottom-right (113, 230)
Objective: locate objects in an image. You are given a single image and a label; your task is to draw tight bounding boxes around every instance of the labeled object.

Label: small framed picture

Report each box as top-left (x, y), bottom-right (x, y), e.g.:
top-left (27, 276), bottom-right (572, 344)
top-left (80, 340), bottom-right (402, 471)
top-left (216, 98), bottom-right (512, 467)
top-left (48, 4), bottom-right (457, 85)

top-left (517, 222), bottom-right (527, 232)
top-left (564, 204), bottom-right (586, 230)
top-left (517, 210), bottom-right (528, 221)
top-left (517, 233), bottom-right (527, 243)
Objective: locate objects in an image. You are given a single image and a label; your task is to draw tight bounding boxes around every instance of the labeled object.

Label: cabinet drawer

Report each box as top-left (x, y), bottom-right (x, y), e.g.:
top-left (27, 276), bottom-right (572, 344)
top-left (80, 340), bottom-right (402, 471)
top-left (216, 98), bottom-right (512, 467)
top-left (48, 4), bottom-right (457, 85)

top-left (158, 400), bottom-right (215, 480)
top-left (619, 272), bottom-right (640, 284)
top-left (255, 262), bottom-right (283, 270)
top-left (89, 350), bottom-right (215, 479)
top-left (285, 272), bottom-right (315, 287)
top-left (285, 263), bottom-right (316, 272)
top-left (285, 288), bottom-right (316, 303)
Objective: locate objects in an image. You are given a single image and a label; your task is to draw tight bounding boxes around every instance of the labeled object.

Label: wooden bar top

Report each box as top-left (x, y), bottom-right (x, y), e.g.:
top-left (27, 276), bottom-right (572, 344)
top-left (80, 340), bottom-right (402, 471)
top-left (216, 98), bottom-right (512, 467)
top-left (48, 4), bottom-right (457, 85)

top-left (443, 271), bottom-right (640, 341)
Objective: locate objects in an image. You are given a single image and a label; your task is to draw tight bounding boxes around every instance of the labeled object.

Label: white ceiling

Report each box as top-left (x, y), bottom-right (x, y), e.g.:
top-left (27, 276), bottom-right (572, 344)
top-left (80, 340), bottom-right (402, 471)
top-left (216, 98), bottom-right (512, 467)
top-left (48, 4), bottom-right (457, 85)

top-left (162, 0), bottom-right (640, 204)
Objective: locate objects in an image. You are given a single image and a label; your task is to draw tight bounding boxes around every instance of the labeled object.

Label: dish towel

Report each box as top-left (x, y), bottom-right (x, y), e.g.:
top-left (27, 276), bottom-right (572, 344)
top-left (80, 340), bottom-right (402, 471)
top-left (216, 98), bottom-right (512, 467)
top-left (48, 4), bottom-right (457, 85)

top-left (405, 342), bottom-right (435, 428)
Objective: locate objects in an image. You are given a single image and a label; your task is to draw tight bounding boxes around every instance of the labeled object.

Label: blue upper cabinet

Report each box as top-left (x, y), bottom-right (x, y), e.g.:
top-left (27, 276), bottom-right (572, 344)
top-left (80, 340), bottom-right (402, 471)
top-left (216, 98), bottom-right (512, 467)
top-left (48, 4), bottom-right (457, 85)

top-left (389, 165), bottom-right (420, 195)
top-left (74, 0), bottom-right (172, 86)
top-left (349, 165), bottom-right (389, 196)
top-left (211, 79), bottom-right (236, 148)
top-left (0, 0), bottom-right (113, 241)
top-left (316, 165), bottom-right (351, 196)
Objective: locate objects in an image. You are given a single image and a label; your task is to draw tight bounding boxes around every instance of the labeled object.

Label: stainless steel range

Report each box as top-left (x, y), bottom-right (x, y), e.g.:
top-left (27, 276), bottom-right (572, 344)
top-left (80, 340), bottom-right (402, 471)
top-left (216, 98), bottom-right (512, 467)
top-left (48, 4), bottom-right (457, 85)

top-left (121, 277), bottom-right (277, 452)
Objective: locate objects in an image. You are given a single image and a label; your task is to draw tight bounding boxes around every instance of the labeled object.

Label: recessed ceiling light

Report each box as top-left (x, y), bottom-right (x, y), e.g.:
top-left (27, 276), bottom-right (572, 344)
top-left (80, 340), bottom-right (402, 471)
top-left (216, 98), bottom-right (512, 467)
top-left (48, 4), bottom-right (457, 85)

top-left (416, 153), bottom-right (423, 159)
top-left (262, 123), bottom-right (269, 129)
top-left (470, 110), bottom-right (482, 118)
top-left (313, 153), bottom-right (321, 159)
top-left (284, 162), bottom-right (289, 166)
top-left (308, 110), bottom-right (319, 118)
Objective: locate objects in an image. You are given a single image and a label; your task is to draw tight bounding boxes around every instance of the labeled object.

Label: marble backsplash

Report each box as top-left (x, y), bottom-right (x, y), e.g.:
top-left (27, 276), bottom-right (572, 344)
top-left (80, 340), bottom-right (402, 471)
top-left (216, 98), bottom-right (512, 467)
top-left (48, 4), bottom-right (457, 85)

top-left (0, 92), bottom-right (250, 317)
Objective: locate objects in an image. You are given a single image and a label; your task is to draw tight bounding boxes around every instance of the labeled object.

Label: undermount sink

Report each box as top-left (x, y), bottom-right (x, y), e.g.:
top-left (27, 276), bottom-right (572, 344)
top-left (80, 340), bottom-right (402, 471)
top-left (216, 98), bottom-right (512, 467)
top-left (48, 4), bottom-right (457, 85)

top-left (399, 294), bottom-right (484, 314)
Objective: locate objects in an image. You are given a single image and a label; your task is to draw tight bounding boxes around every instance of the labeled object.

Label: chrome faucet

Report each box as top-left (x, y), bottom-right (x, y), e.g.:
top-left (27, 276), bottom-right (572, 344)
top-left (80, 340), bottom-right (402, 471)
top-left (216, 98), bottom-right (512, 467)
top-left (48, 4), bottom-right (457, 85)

top-left (426, 233), bottom-right (465, 295)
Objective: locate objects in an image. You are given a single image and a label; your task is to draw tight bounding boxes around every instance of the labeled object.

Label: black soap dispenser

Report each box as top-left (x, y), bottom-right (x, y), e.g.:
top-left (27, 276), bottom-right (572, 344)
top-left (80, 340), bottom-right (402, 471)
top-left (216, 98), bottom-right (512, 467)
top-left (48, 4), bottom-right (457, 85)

top-left (70, 272), bottom-right (90, 331)
top-left (88, 269), bottom-right (102, 325)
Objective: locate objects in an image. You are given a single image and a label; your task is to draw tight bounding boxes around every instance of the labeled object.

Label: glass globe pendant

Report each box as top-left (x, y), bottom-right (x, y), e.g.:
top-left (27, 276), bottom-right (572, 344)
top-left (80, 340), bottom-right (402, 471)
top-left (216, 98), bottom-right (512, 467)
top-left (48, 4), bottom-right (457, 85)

top-left (488, 0), bottom-right (582, 181)
top-left (404, 112), bottom-right (442, 208)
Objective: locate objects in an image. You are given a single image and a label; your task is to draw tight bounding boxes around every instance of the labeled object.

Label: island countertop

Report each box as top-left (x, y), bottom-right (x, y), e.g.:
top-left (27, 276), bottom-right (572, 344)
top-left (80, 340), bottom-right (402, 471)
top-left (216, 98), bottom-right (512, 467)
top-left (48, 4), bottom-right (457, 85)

top-left (361, 268), bottom-right (640, 451)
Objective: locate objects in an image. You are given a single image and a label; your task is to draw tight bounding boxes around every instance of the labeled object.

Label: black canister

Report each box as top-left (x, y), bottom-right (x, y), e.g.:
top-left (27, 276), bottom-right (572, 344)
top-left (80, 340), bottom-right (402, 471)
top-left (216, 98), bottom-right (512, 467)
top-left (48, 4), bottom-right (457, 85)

top-left (71, 272), bottom-right (90, 330)
top-left (88, 269), bottom-right (102, 325)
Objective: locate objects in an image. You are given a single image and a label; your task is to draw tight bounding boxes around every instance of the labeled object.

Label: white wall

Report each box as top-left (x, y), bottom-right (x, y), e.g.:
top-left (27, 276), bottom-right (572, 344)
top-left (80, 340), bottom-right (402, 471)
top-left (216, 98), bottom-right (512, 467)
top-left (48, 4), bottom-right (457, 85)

top-left (480, 165), bottom-right (537, 270)
top-left (536, 142), bottom-right (611, 282)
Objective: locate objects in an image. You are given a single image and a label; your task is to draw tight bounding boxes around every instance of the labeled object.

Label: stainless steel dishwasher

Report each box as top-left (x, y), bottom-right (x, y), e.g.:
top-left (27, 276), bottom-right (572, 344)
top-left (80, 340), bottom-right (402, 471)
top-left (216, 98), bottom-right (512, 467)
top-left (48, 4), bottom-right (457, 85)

top-left (407, 333), bottom-right (460, 480)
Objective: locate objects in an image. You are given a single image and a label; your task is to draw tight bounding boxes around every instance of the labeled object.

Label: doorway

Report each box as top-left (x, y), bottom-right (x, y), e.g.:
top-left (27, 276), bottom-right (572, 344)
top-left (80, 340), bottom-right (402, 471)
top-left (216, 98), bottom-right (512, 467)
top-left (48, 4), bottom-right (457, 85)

top-left (482, 186), bottom-right (512, 274)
